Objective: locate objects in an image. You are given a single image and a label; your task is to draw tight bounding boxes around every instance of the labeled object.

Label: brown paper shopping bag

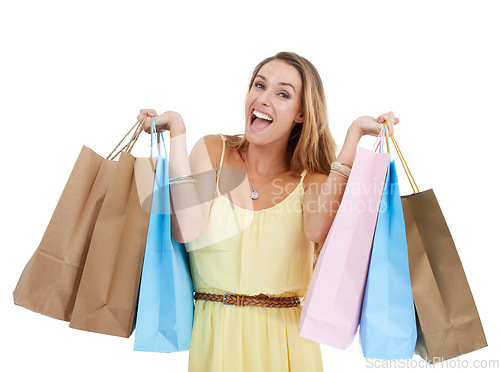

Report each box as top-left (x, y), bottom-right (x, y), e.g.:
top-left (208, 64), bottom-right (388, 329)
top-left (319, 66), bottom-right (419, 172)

top-left (13, 119), bottom-right (145, 321)
top-left (134, 157), bottom-right (156, 213)
top-left (402, 190), bottom-right (487, 362)
top-left (69, 143), bottom-right (152, 337)
top-left (386, 126), bottom-right (487, 363)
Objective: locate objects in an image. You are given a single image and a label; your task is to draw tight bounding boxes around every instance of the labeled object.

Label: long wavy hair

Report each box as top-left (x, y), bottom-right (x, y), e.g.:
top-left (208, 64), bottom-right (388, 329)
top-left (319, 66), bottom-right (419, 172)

top-left (222, 51), bottom-right (337, 267)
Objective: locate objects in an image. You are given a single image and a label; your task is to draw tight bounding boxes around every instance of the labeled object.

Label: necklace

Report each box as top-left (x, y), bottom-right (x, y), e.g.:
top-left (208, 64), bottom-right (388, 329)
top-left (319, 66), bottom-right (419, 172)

top-left (244, 152), bottom-right (287, 200)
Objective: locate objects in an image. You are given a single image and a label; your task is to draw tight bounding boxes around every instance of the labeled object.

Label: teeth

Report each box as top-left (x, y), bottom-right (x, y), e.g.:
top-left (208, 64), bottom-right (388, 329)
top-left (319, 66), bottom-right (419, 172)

top-left (253, 109), bottom-right (273, 122)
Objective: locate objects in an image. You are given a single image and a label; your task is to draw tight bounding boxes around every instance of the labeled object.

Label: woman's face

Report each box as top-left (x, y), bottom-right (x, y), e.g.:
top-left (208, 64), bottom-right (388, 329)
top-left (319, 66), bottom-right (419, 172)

top-left (244, 59), bottom-right (303, 144)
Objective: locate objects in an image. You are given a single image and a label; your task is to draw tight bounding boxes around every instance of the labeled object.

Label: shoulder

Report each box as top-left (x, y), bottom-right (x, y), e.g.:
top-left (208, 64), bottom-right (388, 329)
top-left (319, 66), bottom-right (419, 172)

top-left (303, 171), bottom-right (328, 193)
top-left (190, 134), bottom-right (226, 169)
top-left (195, 134), bottom-right (223, 148)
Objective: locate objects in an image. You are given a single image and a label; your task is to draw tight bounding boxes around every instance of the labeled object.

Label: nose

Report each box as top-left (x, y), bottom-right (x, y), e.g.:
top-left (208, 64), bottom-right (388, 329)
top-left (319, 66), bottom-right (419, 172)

top-left (256, 89), bottom-right (272, 106)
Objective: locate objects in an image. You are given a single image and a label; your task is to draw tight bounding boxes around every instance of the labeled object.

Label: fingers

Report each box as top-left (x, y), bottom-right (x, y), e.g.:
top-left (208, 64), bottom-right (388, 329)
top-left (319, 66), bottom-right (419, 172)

top-left (140, 109), bottom-right (157, 116)
top-left (137, 109), bottom-right (158, 121)
top-left (375, 112), bottom-right (399, 132)
top-left (137, 109), bottom-right (159, 135)
top-left (142, 116), bottom-right (153, 133)
top-left (376, 111), bottom-right (394, 123)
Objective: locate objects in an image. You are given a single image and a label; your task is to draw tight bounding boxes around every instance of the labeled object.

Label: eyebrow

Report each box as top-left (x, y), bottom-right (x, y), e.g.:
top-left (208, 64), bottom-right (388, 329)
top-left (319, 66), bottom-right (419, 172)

top-left (256, 74), bottom-right (296, 92)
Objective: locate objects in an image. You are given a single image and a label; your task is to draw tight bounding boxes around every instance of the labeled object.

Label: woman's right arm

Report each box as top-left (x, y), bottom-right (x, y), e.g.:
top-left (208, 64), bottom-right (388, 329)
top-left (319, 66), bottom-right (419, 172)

top-left (140, 109), bottom-right (216, 244)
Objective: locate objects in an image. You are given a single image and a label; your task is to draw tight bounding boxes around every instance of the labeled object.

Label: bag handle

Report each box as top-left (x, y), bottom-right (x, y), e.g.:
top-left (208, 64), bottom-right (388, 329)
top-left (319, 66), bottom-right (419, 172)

top-left (383, 121), bottom-right (420, 193)
top-left (106, 117), bottom-right (147, 160)
top-left (372, 126), bottom-right (386, 153)
top-left (150, 117), bottom-right (167, 159)
top-left (151, 117), bottom-right (157, 158)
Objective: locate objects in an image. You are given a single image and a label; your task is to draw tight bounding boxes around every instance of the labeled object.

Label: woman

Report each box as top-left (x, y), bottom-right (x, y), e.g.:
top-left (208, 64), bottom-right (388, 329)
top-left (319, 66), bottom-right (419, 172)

top-left (139, 51), bottom-right (399, 372)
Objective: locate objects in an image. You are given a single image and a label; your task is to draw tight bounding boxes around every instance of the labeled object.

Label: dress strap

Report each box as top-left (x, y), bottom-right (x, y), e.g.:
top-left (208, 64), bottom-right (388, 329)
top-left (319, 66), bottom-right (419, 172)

top-left (300, 169), bottom-right (308, 184)
top-left (216, 134), bottom-right (227, 187)
top-left (214, 134), bottom-right (242, 231)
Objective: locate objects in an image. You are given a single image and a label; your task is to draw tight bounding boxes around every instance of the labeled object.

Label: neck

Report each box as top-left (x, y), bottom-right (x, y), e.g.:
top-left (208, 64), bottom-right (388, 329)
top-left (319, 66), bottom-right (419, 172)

top-left (244, 142), bottom-right (289, 177)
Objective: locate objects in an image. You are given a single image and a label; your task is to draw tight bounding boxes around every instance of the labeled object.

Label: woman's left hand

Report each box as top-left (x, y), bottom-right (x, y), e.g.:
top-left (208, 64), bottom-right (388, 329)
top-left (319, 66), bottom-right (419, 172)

top-left (353, 111), bottom-right (400, 137)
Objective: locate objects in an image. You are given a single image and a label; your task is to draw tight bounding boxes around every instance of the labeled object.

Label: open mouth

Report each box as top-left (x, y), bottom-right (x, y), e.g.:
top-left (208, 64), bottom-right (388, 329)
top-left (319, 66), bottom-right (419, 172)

top-left (250, 109), bottom-right (274, 131)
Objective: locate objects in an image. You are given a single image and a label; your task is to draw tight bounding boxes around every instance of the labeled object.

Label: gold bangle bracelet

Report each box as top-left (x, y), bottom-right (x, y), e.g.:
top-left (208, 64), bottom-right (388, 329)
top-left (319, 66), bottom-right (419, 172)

top-left (169, 174), bottom-right (194, 183)
top-left (329, 169), bottom-right (349, 179)
top-left (169, 178), bottom-right (197, 186)
top-left (330, 161), bottom-right (351, 177)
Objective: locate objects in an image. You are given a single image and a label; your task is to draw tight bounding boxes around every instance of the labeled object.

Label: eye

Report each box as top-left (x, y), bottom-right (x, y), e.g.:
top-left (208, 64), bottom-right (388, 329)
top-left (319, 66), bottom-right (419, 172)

top-left (254, 82), bottom-right (264, 89)
top-left (278, 92), bottom-right (290, 99)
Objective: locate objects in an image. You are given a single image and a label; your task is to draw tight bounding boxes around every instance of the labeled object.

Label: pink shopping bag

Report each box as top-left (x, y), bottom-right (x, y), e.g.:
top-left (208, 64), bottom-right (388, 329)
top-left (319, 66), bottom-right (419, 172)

top-left (299, 139), bottom-right (390, 349)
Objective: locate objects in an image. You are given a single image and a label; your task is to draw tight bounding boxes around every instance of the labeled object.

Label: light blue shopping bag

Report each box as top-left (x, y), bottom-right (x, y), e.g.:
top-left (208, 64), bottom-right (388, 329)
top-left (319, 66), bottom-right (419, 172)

top-left (134, 117), bottom-right (194, 352)
top-left (359, 125), bottom-right (417, 359)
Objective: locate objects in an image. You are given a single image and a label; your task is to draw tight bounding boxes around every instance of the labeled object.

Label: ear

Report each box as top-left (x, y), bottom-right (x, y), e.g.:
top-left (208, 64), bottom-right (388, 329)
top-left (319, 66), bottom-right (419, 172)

top-left (294, 111), bottom-right (304, 124)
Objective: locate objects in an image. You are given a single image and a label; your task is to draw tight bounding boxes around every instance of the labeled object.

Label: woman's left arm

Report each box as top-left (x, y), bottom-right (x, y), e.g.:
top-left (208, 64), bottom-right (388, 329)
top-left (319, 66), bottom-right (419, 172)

top-left (303, 111), bottom-right (399, 244)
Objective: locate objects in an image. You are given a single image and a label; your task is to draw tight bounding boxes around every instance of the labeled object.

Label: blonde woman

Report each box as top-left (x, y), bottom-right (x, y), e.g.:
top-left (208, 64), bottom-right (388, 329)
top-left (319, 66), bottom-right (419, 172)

top-left (140, 51), bottom-right (398, 372)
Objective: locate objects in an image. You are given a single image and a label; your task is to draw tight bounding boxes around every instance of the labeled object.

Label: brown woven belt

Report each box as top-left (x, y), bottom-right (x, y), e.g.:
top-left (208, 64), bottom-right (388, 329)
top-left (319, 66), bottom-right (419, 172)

top-left (194, 292), bottom-right (301, 308)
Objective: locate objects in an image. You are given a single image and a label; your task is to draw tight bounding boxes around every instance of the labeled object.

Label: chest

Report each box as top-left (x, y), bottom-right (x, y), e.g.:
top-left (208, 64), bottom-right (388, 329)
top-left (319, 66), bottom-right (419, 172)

top-left (217, 151), bottom-right (304, 212)
top-left (218, 173), bottom-right (303, 211)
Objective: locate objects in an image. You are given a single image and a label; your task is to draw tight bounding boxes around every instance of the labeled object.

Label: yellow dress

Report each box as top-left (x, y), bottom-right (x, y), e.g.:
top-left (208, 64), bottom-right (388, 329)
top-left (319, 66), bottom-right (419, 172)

top-left (186, 134), bottom-right (323, 372)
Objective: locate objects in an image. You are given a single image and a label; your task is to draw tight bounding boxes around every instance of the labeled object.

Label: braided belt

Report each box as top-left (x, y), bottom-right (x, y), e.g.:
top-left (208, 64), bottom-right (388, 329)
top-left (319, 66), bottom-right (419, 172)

top-left (194, 292), bottom-right (301, 308)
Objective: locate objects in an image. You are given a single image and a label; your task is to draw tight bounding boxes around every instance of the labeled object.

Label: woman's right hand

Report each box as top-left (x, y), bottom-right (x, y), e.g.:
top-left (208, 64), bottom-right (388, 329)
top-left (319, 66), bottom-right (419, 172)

top-left (138, 109), bottom-right (185, 134)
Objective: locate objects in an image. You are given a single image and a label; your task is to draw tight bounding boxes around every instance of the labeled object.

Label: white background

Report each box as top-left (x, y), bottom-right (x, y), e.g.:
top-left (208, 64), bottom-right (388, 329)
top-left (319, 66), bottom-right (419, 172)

top-left (1, 1), bottom-right (498, 371)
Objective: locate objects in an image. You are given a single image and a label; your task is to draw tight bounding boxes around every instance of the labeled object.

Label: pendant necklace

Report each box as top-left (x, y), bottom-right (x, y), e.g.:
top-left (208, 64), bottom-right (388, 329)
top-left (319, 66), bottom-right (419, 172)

top-left (244, 152), bottom-right (287, 200)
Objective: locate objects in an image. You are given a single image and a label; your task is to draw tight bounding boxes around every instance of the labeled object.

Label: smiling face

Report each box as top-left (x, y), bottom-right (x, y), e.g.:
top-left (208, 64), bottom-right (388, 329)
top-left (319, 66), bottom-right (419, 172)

top-left (244, 59), bottom-right (304, 144)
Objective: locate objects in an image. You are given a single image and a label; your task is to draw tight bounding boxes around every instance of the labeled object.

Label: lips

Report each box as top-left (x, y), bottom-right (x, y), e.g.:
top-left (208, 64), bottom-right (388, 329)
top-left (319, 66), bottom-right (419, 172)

top-left (252, 109), bottom-right (274, 122)
top-left (249, 108), bottom-right (274, 132)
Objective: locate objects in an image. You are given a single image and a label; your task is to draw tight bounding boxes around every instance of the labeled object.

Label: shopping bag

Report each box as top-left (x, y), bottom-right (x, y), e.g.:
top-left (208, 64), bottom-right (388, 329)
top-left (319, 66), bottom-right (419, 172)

top-left (69, 123), bottom-right (152, 338)
top-left (134, 118), bottom-right (194, 352)
top-left (13, 120), bottom-right (144, 321)
top-left (299, 133), bottom-right (390, 349)
top-left (359, 125), bottom-right (417, 359)
top-left (134, 157), bottom-right (156, 213)
top-left (388, 125), bottom-right (487, 363)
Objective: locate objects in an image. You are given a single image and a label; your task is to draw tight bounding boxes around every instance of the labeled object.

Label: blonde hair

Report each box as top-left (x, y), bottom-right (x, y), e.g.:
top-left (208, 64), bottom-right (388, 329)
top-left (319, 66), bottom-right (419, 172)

top-left (222, 51), bottom-right (337, 267)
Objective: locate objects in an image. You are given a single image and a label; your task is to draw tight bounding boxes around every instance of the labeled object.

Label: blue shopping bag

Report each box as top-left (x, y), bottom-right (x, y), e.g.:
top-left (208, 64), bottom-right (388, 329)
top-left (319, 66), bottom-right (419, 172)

top-left (359, 125), bottom-right (417, 359)
top-left (133, 117), bottom-right (194, 352)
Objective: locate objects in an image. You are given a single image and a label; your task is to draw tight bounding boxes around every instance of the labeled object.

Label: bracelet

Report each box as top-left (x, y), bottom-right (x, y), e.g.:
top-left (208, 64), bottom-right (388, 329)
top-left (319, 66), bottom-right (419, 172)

top-left (169, 178), bottom-right (197, 186)
top-left (330, 161), bottom-right (352, 171)
top-left (330, 161), bottom-right (351, 178)
top-left (330, 169), bottom-right (349, 179)
top-left (169, 174), bottom-right (194, 183)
